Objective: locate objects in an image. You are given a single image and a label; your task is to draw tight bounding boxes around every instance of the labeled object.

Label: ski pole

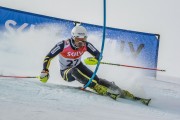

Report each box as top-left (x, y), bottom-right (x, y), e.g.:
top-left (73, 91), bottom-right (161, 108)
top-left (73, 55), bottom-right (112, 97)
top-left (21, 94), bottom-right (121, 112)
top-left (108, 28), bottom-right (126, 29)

top-left (84, 58), bottom-right (166, 72)
top-left (100, 62), bottom-right (166, 72)
top-left (0, 75), bottom-right (39, 79)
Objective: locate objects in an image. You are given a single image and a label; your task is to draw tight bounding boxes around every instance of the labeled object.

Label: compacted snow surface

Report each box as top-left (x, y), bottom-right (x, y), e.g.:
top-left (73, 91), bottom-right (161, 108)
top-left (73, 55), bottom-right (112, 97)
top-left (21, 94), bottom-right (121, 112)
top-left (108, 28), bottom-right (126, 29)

top-left (0, 77), bottom-right (180, 120)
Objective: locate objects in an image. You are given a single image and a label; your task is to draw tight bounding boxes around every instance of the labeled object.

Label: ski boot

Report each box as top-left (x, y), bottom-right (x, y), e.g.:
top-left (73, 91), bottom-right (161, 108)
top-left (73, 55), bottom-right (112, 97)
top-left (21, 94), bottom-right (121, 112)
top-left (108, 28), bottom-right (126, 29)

top-left (92, 83), bottom-right (108, 95)
top-left (106, 81), bottom-right (124, 100)
top-left (122, 90), bottom-right (151, 105)
top-left (122, 90), bottom-right (135, 100)
top-left (107, 93), bottom-right (120, 100)
top-left (92, 84), bottom-right (120, 100)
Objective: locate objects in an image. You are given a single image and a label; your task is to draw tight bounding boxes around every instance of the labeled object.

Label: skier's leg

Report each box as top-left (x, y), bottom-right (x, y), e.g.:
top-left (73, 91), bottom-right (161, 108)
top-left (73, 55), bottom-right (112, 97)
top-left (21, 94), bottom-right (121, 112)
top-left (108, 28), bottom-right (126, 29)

top-left (121, 90), bottom-right (135, 100)
top-left (74, 62), bottom-right (109, 95)
top-left (60, 67), bottom-right (108, 96)
top-left (98, 78), bottom-right (124, 99)
top-left (71, 68), bottom-right (96, 87)
top-left (71, 62), bottom-right (129, 100)
top-left (60, 68), bottom-right (76, 82)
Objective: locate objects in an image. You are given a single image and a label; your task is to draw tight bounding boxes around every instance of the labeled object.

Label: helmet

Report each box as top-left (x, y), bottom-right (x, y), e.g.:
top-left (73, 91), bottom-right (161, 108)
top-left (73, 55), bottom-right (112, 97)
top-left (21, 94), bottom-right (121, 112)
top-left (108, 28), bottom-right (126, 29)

top-left (71, 26), bottom-right (87, 38)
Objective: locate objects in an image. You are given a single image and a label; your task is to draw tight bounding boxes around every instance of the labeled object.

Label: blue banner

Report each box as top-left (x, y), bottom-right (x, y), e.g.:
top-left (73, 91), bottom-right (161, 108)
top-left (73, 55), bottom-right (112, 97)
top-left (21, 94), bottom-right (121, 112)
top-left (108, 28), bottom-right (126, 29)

top-left (0, 6), bottom-right (159, 77)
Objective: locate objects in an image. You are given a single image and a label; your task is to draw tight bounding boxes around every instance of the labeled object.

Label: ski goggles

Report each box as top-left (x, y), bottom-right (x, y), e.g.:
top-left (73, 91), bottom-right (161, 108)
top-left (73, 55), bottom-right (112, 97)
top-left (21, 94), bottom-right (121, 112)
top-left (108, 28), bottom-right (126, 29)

top-left (74, 37), bottom-right (87, 43)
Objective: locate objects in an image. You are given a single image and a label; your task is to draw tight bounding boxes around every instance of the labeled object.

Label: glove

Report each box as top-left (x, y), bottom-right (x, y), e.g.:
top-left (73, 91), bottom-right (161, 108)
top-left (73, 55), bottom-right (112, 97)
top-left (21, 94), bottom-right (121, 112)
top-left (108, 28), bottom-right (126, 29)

top-left (84, 57), bottom-right (98, 65)
top-left (39, 70), bottom-right (49, 83)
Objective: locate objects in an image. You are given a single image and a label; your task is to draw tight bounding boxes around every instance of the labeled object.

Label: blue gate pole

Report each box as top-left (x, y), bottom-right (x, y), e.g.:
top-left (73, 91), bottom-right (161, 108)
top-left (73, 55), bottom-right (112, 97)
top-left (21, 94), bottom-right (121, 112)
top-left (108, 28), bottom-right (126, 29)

top-left (83, 0), bottom-right (106, 89)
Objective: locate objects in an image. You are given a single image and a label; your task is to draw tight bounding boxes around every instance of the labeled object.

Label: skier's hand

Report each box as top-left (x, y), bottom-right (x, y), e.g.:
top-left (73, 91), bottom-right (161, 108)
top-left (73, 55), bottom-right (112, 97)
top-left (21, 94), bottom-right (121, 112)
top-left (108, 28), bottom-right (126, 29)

top-left (39, 70), bottom-right (49, 83)
top-left (84, 57), bottom-right (98, 65)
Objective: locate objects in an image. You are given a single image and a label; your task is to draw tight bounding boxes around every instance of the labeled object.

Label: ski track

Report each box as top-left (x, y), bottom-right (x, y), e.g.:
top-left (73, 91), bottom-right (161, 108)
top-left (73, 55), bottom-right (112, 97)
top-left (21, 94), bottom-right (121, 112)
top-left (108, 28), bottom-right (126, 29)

top-left (0, 78), bottom-right (180, 120)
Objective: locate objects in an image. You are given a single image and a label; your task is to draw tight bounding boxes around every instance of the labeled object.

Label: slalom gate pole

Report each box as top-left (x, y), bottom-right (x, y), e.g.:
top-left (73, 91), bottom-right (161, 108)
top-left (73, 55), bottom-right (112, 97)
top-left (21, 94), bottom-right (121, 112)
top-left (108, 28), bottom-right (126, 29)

top-left (0, 75), bottom-right (39, 79)
top-left (83, 0), bottom-right (107, 89)
top-left (100, 62), bottom-right (166, 72)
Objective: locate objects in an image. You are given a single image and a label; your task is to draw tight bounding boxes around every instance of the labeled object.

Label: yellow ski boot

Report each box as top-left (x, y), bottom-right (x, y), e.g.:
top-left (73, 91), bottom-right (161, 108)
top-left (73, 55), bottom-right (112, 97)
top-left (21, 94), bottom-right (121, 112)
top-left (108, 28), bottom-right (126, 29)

top-left (92, 84), bottom-right (108, 95)
top-left (92, 84), bottom-right (120, 100)
top-left (122, 90), bottom-right (135, 100)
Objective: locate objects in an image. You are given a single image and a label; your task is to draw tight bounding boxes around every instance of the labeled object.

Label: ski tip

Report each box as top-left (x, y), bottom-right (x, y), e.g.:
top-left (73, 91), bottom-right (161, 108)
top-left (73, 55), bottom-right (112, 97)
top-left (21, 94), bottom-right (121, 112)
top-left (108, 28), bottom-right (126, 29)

top-left (141, 98), bottom-right (151, 106)
top-left (146, 99), bottom-right (151, 106)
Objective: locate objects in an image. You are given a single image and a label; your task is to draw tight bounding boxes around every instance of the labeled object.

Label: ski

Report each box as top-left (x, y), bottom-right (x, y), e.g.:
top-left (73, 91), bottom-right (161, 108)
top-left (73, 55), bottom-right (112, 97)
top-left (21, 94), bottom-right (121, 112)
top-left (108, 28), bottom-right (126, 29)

top-left (73, 86), bottom-right (152, 106)
top-left (42, 84), bottom-right (152, 106)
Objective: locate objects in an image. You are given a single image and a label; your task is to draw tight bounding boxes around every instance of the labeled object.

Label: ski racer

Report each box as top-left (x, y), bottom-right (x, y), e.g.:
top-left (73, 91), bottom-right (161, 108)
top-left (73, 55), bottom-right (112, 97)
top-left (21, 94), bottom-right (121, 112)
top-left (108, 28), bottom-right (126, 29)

top-left (39, 25), bottom-right (151, 105)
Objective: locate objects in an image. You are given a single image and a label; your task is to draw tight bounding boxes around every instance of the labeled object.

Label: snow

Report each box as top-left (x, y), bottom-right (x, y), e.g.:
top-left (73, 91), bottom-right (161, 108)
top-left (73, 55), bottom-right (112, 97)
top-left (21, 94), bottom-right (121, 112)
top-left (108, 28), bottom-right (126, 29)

top-left (0, 0), bottom-right (180, 120)
top-left (0, 78), bottom-right (180, 120)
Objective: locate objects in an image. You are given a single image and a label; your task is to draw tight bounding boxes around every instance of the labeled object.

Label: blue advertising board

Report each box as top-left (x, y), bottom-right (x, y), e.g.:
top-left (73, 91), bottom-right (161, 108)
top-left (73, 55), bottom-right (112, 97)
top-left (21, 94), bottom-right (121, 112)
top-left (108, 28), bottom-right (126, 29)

top-left (0, 6), bottom-right (159, 77)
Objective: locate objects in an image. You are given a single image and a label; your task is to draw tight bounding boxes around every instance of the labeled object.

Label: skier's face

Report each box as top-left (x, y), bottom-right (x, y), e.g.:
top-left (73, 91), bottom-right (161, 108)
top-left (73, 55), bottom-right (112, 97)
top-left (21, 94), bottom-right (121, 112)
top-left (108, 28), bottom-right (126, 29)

top-left (74, 37), bottom-right (87, 48)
